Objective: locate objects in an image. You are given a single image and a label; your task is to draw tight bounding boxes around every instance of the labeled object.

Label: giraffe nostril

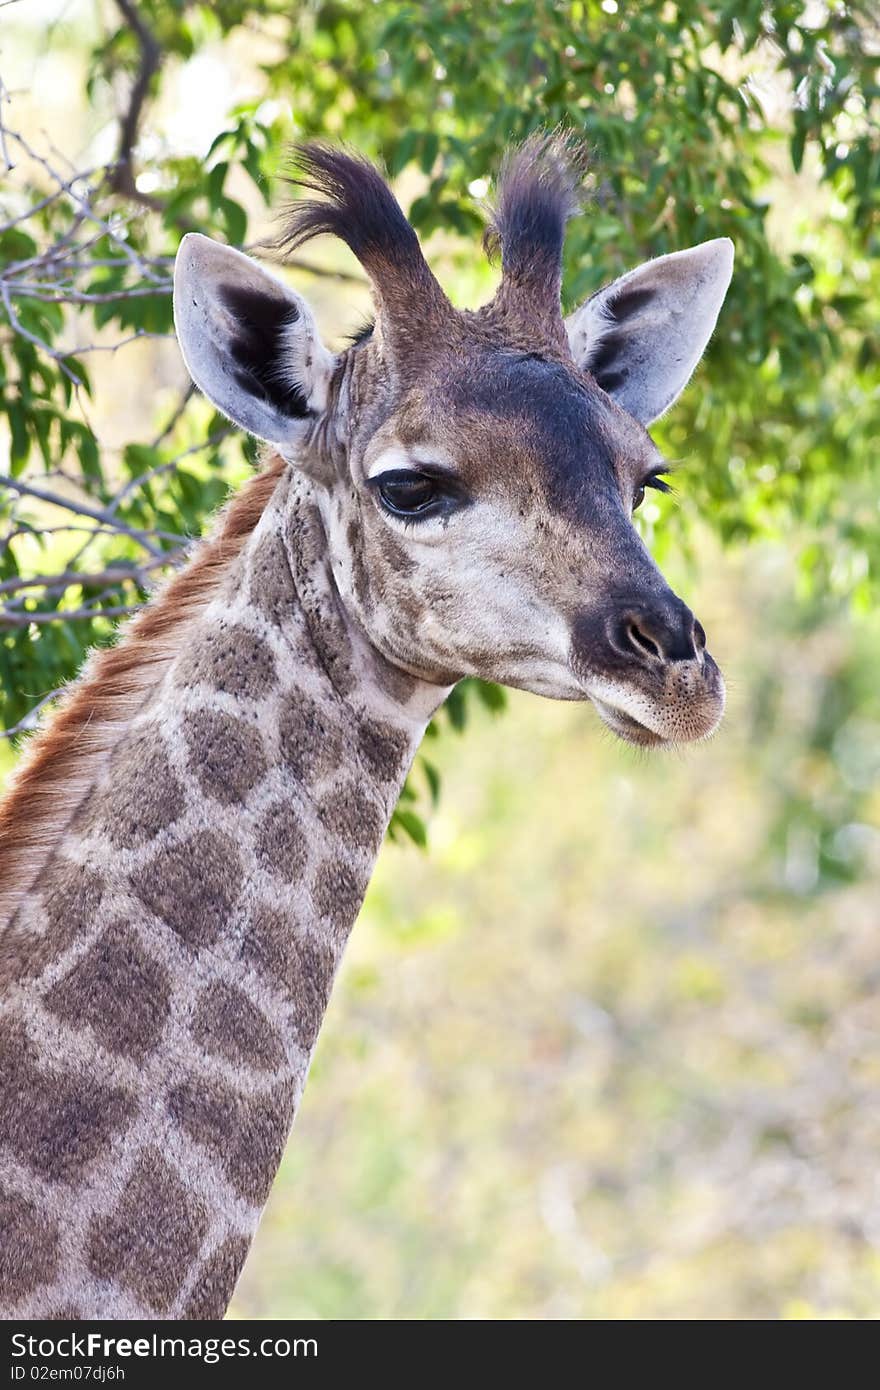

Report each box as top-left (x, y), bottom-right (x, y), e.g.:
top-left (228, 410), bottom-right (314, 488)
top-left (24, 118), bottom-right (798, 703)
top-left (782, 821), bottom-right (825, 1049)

top-left (626, 620), bottom-right (662, 661)
top-left (607, 596), bottom-right (702, 665)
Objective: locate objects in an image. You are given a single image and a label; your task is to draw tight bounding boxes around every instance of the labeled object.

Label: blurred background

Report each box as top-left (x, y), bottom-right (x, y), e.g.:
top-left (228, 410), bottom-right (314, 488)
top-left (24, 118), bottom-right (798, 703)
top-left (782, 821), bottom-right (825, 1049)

top-left (2, 0), bottom-right (879, 1319)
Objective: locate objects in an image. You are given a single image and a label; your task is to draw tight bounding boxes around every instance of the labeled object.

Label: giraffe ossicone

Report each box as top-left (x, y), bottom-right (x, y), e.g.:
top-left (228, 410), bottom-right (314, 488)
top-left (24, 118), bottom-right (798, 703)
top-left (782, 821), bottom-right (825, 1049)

top-left (0, 134), bottom-right (733, 1319)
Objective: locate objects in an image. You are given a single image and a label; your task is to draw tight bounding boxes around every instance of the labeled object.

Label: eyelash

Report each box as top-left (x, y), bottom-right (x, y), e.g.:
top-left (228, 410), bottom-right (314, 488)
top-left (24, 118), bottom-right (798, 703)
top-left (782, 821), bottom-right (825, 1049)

top-left (646, 472), bottom-right (673, 494)
top-left (632, 472), bottom-right (673, 511)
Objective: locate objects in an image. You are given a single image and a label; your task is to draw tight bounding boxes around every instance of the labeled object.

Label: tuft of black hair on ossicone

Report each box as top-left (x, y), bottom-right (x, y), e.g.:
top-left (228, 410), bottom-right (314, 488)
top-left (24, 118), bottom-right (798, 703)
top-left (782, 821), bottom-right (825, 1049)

top-left (278, 143), bottom-right (448, 318)
top-left (483, 130), bottom-right (589, 296)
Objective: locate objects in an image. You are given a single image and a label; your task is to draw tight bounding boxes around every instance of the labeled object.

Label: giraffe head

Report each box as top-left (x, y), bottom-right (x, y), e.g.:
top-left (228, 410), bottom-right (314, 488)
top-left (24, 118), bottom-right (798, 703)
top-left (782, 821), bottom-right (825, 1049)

top-left (174, 137), bottom-right (733, 747)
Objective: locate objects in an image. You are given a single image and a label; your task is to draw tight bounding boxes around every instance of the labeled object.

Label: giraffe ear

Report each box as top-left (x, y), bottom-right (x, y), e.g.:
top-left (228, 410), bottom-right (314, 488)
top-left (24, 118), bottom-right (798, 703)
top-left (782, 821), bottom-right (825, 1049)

top-left (173, 233), bottom-right (337, 448)
top-left (565, 238), bottom-right (734, 425)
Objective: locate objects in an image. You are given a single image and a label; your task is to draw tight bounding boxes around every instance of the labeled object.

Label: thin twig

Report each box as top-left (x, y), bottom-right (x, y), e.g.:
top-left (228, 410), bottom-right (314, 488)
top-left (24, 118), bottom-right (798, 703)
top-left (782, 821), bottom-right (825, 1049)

top-left (0, 473), bottom-right (182, 552)
top-left (149, 383), bottom-right (196, 448)
top-left (0, 556), bottom-right (173, 596)
top-left (0, 603), bottom-right (142, 629)
top-left (3, 281), bottom-right (171, 304)
top-left (0, 186), bottom-right (67, 234)
top-left (11, 255), bottom-right (172, 274)
top-left (0, 67), bottom-right (12, 172)
top-left (5, 130), bottom-right (159, 276)
top-left (60, 329), bottom-right (173, 356)
top-left (0, 522), bottom-right (170, 546)
top-left (250, 238), bottom-right (368, 285)
top-left (106, 427), bottom-right (233, 515)
top-left (0, 281), bottom-right (82, 384)
top-left (0, 687), bottom-right (64, 740)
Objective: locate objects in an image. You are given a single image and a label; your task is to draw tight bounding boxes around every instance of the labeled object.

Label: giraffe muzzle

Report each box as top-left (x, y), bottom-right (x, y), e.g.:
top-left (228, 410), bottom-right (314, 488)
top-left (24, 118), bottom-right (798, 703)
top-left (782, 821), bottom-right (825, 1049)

top-left (570, 595), bottom-right (725, 746)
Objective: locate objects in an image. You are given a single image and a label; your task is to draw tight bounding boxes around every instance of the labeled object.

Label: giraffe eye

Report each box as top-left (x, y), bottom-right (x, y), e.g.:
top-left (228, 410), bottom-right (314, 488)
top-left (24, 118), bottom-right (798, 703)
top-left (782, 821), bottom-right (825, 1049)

top-left (633, 470), bottom-right (673, 513)
top-left (375, 470), bottom-right (441, 518)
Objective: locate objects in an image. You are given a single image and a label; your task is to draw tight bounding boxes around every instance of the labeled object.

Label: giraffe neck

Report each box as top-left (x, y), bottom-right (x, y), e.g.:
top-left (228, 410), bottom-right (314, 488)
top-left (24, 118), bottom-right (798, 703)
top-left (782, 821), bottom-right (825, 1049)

top-left (0, 465), bottom-right (446, 1319)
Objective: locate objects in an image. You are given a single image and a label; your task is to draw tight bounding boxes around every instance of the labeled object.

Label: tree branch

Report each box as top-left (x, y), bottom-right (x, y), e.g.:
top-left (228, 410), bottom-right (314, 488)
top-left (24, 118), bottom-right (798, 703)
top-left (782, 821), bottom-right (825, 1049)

top-left (104, 427), bottom-right (233, 518)
top-left (0, 64), bottom-right (12, 173)
top-left (4, 130), bottom-right (166, 278)
top-left (108, 0), bottom-right (162, 201)
top-left (0, 282), bottom-right (83, 384)
top-left (5, 281), bottom-right (172, 304)
top-left (0, 556), bottom-right (174, 598)
top-left (0, 472), bottom-right (183, 551)
top-left (0, 603), bottom-right (142, 629)
top-left (0, 687), bottom-right (64, 740)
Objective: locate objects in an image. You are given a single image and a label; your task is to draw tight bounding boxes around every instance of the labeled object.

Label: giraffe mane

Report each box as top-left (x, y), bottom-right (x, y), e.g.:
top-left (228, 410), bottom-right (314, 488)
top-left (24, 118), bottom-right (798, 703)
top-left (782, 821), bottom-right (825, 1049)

top-left (0, 453), bottom-right (287, 931)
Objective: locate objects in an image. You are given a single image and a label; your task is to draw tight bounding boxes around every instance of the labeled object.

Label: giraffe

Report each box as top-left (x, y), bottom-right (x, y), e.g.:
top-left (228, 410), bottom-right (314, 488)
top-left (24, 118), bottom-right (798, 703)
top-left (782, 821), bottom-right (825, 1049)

top-left (0, 135), bottom-right (733, 1319)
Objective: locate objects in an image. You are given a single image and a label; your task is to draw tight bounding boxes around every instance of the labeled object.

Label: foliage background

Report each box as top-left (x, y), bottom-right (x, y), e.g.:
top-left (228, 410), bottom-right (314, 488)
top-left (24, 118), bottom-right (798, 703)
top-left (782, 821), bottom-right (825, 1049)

top-left (2, 0), bottom-right (879, 1318)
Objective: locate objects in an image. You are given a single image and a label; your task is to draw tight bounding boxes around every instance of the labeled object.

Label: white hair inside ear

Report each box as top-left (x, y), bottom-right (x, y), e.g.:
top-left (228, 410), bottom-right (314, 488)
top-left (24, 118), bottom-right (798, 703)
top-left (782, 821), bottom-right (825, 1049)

top-left (566, 238), bottom-right (734, 425)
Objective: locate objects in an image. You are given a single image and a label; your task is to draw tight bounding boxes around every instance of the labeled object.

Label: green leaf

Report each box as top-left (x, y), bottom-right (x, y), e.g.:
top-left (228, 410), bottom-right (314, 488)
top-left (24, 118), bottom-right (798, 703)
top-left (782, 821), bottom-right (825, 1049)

top-left (422, 758), bottom-right (441, 807)
top-left (123, 443), bottom-right (162, 479)
top-left (6, 402), bottom-right (29, 472)
top-left (475, 680), bottom-right (507, 713)
top-left (444, 685), bottom-right (467, 732)
top-left (76, 429), bottom-right (101, 482)
top-left (391, 807), bottom-right (428, 848)
top-left (419, 132), bottom-right (439, 175)
top-left (220, 197), bottom-right (248, 246)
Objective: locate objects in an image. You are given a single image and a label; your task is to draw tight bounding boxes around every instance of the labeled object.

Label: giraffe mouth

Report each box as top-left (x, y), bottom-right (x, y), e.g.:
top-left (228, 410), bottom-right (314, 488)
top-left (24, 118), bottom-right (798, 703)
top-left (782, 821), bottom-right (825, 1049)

top-left (590, 698), bottom-right (668, 748)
